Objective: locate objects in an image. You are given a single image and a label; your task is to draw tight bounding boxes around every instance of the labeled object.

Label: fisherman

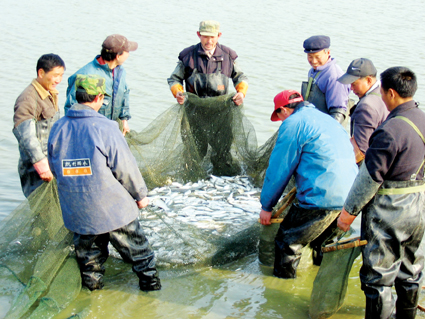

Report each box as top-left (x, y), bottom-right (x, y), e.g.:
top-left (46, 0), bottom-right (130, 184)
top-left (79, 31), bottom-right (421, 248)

top-left (13, 53), bottom-right (65, 197)
top-left (48, 74), bottom-right (161, 291)
top-left (337, 67), bottom-right (425, 319)
top-left (64, 34), bottom-right (137, 136)
top-left (338, 58), bottom-right (389, 165)
top-left (259, 90), bottom-right (357, 277)
top-left (301, 35), bottom-right (350, 123)
top-left (167, 20), bottom-right (248, 176)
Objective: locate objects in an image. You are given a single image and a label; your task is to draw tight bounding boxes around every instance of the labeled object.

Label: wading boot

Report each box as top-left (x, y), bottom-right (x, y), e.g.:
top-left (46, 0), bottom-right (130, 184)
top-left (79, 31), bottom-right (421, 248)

top-left (139, 270), bottom-right (161, 291)
top-left (82, 272), bottom-right (104, 290)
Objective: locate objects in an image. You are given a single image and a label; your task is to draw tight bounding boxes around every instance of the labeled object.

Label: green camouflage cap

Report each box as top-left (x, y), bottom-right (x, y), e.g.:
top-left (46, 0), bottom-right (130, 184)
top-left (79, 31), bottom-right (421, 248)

top-left (199, 20), bottom-right (220, 36)
top-left (75, 74), bottom-right (111, 97)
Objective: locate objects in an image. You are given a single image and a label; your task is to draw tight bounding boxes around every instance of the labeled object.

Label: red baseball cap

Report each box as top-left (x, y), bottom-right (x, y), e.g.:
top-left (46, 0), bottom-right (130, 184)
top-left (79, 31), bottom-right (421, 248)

top-left (271, 90), bottom-right (304, 121)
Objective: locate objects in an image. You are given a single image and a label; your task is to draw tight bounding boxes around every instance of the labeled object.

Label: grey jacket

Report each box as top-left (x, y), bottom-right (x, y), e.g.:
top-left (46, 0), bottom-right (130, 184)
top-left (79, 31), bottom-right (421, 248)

top-left (350, 84), bottom-right (389, 153)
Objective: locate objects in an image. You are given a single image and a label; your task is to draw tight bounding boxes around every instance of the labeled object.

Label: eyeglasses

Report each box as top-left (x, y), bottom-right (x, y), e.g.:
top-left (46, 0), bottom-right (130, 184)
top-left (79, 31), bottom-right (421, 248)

top-left (275, 107), bottom-right (283, 113)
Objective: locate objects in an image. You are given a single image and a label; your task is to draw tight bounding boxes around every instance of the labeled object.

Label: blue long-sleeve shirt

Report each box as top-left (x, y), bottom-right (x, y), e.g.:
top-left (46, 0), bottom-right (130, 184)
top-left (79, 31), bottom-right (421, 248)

top-left (260, 102), bottom-right (358, 211)
top-left (64, 56), bottom-right (131, 121)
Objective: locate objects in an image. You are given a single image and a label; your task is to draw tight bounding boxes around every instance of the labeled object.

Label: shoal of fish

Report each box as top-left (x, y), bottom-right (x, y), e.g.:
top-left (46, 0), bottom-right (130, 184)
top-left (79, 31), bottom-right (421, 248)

top-left (110, 175), bottom-right (262, 267)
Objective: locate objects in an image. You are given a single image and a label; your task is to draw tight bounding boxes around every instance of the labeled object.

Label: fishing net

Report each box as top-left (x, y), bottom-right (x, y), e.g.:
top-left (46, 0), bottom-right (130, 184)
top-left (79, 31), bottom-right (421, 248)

top-left (309, 236), bottom-right (365, 319)
top-left (1, 93), bottom-right (278, 317)
top-left (125, 92), bottom-right (276, 188)
top-left (0, 180), bottom-right (81, 319)
top-left (258, 179), bottom-right (296, 267)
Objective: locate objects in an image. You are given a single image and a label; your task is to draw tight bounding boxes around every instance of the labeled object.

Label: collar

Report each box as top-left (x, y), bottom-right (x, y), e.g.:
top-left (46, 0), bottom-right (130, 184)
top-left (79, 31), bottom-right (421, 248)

top-left (31, 79), bottom-right (58, 100)
top-left (93, 55), bottom-right (115, 72)
top-left (70, 103), bottom-right (95, 111)
top-left (364, 81), bottom-right (380, 97)
top-left (201, 45), bottom-right (215, 58)
top-left (67, 103), bottom-right (103, 118)
top-left (292, 101), bottom-right (312, 114)
top-left (314, 57), bottom-right (335, 72)
top-left (388, 100), bottom-right (418, 119)
top-left (198, 43), bottom-right (221, 58)
top-left (97, 56), bottom-right (106, 65)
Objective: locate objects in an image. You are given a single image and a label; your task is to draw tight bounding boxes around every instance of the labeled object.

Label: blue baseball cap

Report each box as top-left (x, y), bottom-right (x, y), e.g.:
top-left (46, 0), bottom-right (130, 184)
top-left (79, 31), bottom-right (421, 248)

top-left (303, 35), bottom-right (330, 53)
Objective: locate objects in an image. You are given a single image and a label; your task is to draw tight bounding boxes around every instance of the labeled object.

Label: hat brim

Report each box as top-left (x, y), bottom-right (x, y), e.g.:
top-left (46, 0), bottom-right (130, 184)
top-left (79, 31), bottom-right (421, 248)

top-left (304, 48), bottom-right (327, 54)
top-left (270, 110), bottom-right (280, 122)
top-left (199, 31), bottom-right (219, 36)
top-left (337, 73), bottom-right (360, 84)
top-left (126, 40), bottom-right (138, 52)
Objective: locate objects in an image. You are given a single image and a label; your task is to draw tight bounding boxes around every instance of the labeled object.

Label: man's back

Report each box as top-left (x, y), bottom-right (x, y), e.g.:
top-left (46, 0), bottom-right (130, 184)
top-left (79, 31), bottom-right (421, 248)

top-left (262, 103), bottom-right (357, 211)
top-left (48, 105), bottom-right (144, 235)
top-left (366, 100), bottom-right (425, 182)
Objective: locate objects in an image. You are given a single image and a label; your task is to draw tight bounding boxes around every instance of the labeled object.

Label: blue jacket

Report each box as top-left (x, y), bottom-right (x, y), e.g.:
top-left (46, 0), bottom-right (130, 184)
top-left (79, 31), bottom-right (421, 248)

top-left (261, 102), bottom-right (358, 211)
top-left (48, 104), bottom-right (146, 235)
top-left (64, 56), bottom-right (131, 121)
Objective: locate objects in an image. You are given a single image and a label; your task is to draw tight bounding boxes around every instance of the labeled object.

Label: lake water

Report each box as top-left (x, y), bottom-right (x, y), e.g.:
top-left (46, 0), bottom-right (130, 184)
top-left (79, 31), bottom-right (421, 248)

top-left (1, 0), bottom-right (425, 318)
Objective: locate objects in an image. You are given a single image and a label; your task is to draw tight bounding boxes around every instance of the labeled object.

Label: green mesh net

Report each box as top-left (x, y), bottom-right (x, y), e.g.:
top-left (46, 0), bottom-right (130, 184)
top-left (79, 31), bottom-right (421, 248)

top-left (1, 94), bottom-right (278, 317)
top-left (309, 238), bottom-right (363, 319)
top-left (0, 181), bottom-right (81, 319)
top-left (126, 93), bottom-right (276, 188)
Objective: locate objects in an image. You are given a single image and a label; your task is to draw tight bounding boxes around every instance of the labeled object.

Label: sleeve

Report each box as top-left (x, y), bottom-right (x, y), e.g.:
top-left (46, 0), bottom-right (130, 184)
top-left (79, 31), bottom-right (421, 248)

top-left (260, 121), bottom-right (301, 211)
top-left (107, 125), bottom-right (148, 200)
top-left (119, 79), bottom-right (131, 121)
top-left (343, 163), bottom-right (382, 216)
top-left (64, 75), bottom-right (77, 116)
top-left (364, 126), bottom-right (398, 183)
top-left (231, 60), bottom-right (248, 97)
top-left (352, 102), bottom-right (379, 154)
top-left (47, 125), bottom-right (57, 178)
top-left (13, 119), bottom-right (45, 164)
top-left (13, 92), bottom-right (39, 128)
top-left (167, 61), bottom-right (185, 97)
top-left (322, 72), bottom-right (349, 112)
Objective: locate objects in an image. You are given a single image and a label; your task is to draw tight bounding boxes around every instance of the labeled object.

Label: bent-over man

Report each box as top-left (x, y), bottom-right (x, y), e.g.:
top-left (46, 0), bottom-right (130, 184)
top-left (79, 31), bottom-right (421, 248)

top-left (259, 90), bottom-right (357, 278)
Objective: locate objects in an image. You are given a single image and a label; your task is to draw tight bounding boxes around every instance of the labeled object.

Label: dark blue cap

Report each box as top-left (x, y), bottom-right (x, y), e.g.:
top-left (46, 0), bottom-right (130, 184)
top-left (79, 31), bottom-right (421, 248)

top-left (303, 35), bottom-right (330, 53)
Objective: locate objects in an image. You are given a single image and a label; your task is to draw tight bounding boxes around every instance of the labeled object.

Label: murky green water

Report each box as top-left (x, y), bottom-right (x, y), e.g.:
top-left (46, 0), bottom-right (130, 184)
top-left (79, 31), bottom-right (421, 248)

top-left (53, 252), bottom-right (366, 319)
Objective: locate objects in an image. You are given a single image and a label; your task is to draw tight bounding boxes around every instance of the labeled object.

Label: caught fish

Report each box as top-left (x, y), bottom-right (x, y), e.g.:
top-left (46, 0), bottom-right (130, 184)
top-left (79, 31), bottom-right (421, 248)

top-left (108, 175), bottom-right (262, 267)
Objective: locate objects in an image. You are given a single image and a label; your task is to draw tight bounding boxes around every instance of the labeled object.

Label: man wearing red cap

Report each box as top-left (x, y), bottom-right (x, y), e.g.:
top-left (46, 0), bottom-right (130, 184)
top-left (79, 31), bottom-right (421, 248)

top-left (65, 34), bottom-right (138, 136)
top-left (259, 90), bottom-right (357, 278)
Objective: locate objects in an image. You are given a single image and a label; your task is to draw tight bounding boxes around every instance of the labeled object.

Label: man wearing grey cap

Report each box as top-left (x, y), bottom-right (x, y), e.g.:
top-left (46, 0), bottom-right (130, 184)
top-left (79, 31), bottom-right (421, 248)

top-left (167, 20), bottom-right (248, 175)
top-left (301, 35), bottom-right (350, 123)
top-left (338, 58), bottom-right (389, 164)
top-left (65, 34), bottom-right (138, 136)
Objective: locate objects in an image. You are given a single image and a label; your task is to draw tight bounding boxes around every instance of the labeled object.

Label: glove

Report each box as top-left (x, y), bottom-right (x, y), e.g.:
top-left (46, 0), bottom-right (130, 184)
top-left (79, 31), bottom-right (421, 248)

top-left (337, 207), bottom-right (356, 231)
top-left (329, 108), bottom-right (346, 124)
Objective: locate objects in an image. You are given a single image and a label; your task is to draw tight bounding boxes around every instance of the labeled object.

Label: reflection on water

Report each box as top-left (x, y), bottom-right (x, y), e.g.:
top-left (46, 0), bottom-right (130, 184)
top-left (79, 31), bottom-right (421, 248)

top-left (1, 0), bottom-right (425, 318)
